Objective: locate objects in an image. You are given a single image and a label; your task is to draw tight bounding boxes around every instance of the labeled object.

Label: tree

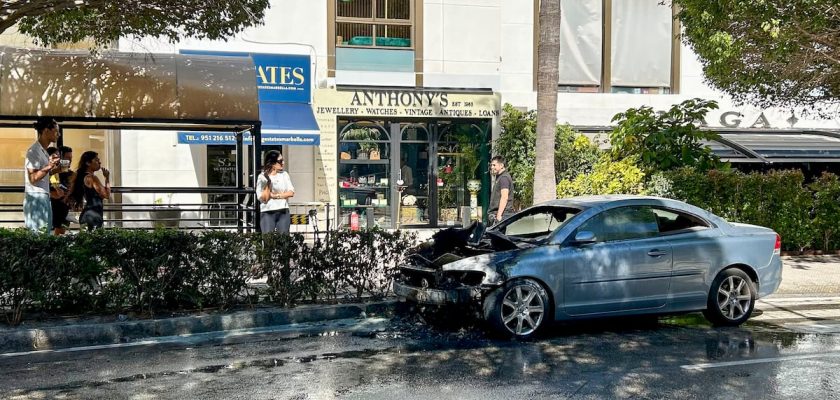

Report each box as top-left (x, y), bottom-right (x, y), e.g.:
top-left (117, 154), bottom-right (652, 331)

top-left (495, 104), bottom-right (600, 208)
top-left (1, 1), bottom-right (270, 47)
top-left (533, 0), bottom-right (561, 204)
top-left (674, 0), bottom-right (839, 115)
top-left (610, 98), bottom-right (724, 173)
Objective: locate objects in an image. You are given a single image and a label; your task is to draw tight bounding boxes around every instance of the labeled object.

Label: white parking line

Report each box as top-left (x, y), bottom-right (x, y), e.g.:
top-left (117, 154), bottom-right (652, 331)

top-left (681, 351), bottom-right (840, 371)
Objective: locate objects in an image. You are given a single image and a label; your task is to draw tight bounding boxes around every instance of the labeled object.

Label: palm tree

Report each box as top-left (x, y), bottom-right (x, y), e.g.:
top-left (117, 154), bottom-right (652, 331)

top-left (533, 0), bottom-right (561, 203)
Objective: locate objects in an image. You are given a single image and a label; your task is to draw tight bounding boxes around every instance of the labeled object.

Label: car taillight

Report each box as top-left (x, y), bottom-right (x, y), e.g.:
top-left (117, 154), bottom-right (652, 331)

top-left (774, 234), bottom-right (781, 254)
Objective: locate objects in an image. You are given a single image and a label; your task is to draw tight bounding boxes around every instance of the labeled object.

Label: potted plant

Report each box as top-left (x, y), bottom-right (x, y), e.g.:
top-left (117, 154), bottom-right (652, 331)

top-left (151, 193), bottom-right (181, 228)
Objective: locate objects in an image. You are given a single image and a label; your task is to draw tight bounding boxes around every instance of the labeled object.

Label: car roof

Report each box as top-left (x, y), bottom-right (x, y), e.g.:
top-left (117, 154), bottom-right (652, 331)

top-left (536, 195), bottom-right (668, 209)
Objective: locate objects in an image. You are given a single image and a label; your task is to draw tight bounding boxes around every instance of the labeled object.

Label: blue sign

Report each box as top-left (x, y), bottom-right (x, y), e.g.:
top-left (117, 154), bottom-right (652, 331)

top-left (179, 50), bottom-right (312, 103)
top-left (178, 132), bottom-right (320, 146)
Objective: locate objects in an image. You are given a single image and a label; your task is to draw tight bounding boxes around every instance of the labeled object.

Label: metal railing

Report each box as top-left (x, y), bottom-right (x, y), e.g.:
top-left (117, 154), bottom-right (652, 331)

top-left (0, 186), bottom-right (333, 238)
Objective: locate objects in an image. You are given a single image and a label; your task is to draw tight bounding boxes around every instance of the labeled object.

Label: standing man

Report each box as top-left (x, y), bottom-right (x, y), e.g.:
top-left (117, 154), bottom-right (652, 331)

top-left (24, 117), bottom-right (61, 233)
top-left (488, 155), bottom-right (514, 225)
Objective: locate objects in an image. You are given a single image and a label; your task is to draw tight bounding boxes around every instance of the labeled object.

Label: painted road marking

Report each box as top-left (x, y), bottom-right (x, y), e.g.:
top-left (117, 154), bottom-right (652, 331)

top-left (681, 351), bottom-right (840, 371)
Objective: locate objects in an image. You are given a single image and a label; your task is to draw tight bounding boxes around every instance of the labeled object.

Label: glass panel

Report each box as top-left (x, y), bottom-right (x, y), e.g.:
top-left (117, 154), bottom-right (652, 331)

top-left (376, 0), bottom-right (411, 19)
top-left (373, 24), bottom-right (411, 47)
top-left (336, 23), bottom-right (374, 46)
top-left (337, 0), bottom-right (373, 18)
top-left (581, 206), bottom-right (660, 242)
top-left (338, 120), bottom-right (392, 229)
top-left (398, 125), bottom-right (430, 226)
top-left (0, 127), bottom-right (109, 228)
top-left (338, 163), bottom-right (391, 229)
top-left (436, 123), bottom-right (488, 226)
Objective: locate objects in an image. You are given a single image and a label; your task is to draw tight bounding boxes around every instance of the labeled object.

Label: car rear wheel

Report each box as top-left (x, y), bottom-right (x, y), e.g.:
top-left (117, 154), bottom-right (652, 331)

top-left (484, 278), bottom-right (550, 339)
top-left (703, 268), bottom-right (756, 326)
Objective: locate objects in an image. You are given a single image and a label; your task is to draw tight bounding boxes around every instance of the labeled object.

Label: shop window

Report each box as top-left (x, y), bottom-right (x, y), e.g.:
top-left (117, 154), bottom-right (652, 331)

top-left (338, 120), bottom-right (392, 229)
top-left (336, 0), bottom-right (413, 49)
top-left (0, 127), bottom-right (109, 228)
top-left (553, 0), bottom-right (678, 93)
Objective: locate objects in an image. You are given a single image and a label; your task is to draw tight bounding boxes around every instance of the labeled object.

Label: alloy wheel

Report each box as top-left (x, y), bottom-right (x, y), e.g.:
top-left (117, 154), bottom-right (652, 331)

top-left (716, 275), bottom-right (752, 321)
top-left (500, 284), bottom-right (545, 336)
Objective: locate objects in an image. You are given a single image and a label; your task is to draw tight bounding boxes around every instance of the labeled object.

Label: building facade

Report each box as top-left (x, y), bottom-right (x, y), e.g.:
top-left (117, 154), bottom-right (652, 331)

top-left (2, 0), bottom-right (839, 228)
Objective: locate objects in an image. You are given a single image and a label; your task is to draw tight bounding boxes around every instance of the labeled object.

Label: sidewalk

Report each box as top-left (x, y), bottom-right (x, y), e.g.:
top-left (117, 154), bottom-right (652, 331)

top-left (0, 255), bottom-right (836, 354)
top-left (772, 255), bottom-right (840, 296)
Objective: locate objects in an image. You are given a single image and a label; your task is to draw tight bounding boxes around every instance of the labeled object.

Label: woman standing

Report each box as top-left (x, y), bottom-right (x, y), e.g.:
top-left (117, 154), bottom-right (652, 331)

top-left (257, 150), bottom-right (295, 234)
top-left (68, 151), bottom-right (110, 231)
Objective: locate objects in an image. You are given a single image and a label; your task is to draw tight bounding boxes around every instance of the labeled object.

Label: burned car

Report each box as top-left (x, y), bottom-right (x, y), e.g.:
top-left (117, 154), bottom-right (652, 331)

top-left (394, 195), bottom-right (782, 339)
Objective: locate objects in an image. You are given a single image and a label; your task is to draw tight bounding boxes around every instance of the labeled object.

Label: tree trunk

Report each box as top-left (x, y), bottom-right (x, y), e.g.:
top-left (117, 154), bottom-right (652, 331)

top-left (533, 0), bottom-right (561, 203)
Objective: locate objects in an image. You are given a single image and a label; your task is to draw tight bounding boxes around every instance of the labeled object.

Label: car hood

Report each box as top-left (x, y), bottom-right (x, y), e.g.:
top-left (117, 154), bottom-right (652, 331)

top-left (406, 222), bottom-right (528, 271)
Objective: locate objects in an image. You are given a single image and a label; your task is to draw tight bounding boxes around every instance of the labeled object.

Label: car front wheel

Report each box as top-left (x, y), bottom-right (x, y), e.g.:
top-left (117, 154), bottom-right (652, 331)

top-left (484, 278), bottom-right (550, 339)
top-left (703, 268), bottom-right (756, 326)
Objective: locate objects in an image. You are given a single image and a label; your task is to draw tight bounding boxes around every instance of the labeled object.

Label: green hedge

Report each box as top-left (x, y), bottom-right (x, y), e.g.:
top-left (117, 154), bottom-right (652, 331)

top-left (0, 229), bottom-right (417, 326)
top-left (653, 168), bottom-right (835, 252)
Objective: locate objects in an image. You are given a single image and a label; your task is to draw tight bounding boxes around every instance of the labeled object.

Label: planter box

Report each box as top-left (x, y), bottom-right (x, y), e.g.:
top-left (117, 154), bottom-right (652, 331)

top-left (151, 207), bottom-right (181, 228)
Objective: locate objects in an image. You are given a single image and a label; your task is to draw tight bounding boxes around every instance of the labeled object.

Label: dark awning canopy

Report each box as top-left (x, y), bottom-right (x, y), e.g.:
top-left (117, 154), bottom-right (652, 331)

top-left (576, 126), bottom-right (840, 164)
top-left (0, 46), bottom-right (259, 125)
top-left (706, 129), bottom-right (840, 164)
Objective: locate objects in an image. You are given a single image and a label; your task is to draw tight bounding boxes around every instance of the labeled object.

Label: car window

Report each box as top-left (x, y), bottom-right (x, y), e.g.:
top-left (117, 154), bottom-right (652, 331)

top-left (577, 206), bottom-right (660, 242)
top-left (501, 207), bottom-right (579, 239)
top-left (651, 208), bottom-right (710, 233)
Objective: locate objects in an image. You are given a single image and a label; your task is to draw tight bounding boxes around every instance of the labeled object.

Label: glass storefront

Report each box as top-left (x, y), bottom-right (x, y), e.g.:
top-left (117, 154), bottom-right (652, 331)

top-left (337, 118), bottom-right (490, 229)
top-left (0, 127), bottom-right (110, 227)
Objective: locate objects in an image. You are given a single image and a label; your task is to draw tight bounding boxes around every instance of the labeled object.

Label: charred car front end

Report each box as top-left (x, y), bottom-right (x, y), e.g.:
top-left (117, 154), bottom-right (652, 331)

top-left (393, 221), bottom-right (531, 306)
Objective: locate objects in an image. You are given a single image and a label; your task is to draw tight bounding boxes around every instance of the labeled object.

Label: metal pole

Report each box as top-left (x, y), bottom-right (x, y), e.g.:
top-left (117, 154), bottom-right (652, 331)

top-left (253, 122), bottom-right (262, 233)
top-left (236, 130), bottom-right (244, 233)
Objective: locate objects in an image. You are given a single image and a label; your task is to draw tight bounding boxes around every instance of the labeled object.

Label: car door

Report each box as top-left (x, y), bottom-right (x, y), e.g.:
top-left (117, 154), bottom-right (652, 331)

top-left (651, 207), bottom-right (722, 309)
top-left (564, 206), bottom-right (673, 315)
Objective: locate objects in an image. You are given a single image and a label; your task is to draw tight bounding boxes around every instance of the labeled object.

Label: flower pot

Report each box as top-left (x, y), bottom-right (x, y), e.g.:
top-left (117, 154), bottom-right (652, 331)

top-left (151, 206), bottom-right (181, 228)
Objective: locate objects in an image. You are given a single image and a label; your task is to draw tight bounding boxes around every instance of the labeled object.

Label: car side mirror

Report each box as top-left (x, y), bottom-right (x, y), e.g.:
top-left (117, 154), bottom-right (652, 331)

top-left (572, 231), bottom-right (597, 245)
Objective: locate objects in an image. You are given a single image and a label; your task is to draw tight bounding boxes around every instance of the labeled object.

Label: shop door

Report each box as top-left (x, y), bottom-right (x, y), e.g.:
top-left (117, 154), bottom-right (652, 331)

top-left (396, 123), bottom-right (431, 227)
top-left (433, 121), bottom-right (491, 227)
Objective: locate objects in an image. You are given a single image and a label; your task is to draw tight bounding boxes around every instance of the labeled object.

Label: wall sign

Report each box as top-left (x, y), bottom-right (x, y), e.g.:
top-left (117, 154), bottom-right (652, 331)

top-left (179, 50), bottom-right (312, 103)
top-left (177, 132), bottom-right (320, 146)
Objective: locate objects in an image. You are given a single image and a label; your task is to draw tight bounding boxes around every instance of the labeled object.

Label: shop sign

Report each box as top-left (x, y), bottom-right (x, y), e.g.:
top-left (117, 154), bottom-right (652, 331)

top-left (180, 50), bottom-right (312, 103)
top-left (177, 132), bottom-right (320, 146)
top-left (315, 89), bottom-right (501, 118)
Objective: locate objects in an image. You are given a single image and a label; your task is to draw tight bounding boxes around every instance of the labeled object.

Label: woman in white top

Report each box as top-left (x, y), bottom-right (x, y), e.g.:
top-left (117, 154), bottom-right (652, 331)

top-left (257, 150), bottom-right (295, 234)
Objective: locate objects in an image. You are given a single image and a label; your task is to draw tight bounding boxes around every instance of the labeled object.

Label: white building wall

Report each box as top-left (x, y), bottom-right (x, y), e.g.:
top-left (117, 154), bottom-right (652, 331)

top-left (423, 0), bottom-right (501, 89)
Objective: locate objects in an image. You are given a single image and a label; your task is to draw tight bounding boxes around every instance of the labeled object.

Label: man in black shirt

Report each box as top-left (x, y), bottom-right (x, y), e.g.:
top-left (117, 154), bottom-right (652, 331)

top-left (488, 155), bottom-right (514, 225)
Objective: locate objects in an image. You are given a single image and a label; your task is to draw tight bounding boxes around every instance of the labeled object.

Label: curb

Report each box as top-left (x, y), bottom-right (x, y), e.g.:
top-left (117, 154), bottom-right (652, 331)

top-left (0, 301), bottom-right (399, 354)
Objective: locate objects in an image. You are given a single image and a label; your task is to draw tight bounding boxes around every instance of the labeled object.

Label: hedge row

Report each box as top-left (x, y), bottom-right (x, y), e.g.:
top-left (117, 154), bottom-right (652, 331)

top-left (653, 169), bottom-right (840, 252)
top-left (0, 229), bottom-right (416, 326)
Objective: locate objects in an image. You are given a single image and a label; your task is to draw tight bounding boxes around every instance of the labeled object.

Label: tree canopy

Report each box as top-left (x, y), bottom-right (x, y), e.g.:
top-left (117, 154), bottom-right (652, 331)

top-left (610, 98), bottom-right (724, 173)
top-left (1, 0), bottom-right (270, 47)
top-left (674, 0), bottom-right (839, 116)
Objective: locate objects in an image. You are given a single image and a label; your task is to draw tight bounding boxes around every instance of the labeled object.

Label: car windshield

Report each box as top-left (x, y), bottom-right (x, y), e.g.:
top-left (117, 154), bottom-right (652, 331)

top-left (497, 206), bottom-right (581, 242)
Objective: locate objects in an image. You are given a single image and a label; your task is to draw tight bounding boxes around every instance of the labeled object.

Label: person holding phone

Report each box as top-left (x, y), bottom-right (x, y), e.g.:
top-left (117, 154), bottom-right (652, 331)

top-left (257, 150), bottom-right (295, 234)
top-left (24, 117), bottom-right (61, 233)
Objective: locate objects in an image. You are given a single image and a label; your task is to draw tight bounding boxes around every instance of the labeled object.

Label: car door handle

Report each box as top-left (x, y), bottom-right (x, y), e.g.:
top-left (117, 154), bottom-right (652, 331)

top-left (647, 249), bottom-right (667, 257)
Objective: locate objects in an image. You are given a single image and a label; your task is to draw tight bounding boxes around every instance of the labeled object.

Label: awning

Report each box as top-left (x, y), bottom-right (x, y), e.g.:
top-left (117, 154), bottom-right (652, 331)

top-left (259, 102), bottom-right (320, 145)
top-left (0, 46), bottom-right (259, 122)
top-left (706, 130), bottom-right (840, 163)
top-left (177, 103), bottom-right (320, 146)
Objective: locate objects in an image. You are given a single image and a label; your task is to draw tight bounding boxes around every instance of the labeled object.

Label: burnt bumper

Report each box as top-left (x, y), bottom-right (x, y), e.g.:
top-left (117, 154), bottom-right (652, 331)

top-left (393, 281), bottom-right (478, 305)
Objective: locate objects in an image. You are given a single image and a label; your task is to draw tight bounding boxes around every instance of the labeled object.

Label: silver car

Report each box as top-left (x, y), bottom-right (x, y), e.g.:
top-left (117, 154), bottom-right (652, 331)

top-left (394, 195), bottom-right (782, 339)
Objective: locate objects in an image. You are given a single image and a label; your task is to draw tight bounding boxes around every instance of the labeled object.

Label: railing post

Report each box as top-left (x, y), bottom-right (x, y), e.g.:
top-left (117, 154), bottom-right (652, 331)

top-left (253, 122), bottom-right (262, 233)
top-left (236, 130), bottom-right (244, 233)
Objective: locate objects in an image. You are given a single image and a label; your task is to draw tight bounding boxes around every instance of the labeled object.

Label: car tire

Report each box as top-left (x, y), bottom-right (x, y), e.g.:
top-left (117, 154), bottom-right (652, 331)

top-left (483, 278), bottom-right (550, 339)
top-left (703, 268), bottom-right (756, 327)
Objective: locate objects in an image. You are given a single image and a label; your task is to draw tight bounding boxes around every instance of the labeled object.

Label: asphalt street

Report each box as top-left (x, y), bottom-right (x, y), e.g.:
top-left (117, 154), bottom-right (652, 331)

top-left (1, 256), bottom-right (839, 399)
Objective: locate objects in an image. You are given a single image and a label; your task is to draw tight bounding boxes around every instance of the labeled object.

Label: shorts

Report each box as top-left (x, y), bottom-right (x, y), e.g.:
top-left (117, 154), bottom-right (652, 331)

top-left (24, 192), bottom-right (52, 233)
